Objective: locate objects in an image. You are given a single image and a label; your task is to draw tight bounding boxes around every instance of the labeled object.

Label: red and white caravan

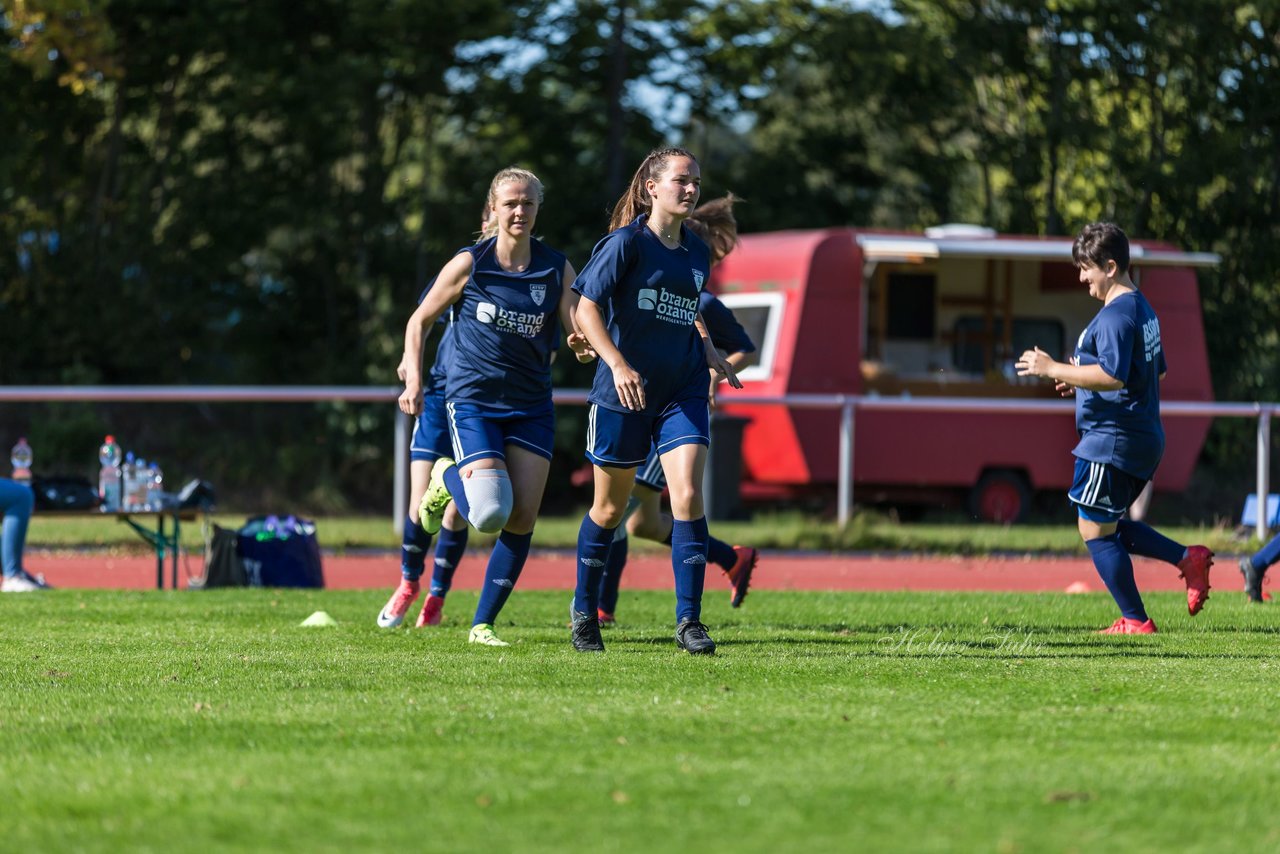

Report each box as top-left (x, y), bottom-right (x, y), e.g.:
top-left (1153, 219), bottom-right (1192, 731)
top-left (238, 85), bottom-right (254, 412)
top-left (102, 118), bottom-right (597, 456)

top-left (712, 225), bottom-right (1218, 522)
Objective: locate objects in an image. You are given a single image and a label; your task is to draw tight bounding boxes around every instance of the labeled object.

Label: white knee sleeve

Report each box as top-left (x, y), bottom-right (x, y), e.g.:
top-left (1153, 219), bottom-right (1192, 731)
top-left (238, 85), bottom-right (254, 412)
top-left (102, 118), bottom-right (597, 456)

top-left (463, 469), bottom-right (513, 534)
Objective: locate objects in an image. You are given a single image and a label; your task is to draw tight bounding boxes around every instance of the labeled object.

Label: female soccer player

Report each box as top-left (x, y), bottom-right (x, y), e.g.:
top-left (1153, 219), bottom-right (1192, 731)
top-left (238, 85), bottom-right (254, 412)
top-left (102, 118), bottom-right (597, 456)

top-left (568, 147), bottom-right (741, 654)
top-left (1016, 222), bottom-right (1213, 633)
top-left (375, 276), bottom-right (471, 629)
top-left (596, 195), bottom-right (760, 624)
top-left (401, 166), bottom-right (592, 647)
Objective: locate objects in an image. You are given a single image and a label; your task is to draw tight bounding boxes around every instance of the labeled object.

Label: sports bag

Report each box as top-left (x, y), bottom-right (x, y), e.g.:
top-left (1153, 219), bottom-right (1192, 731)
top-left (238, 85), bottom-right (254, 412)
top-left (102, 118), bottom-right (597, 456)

top-left (235, 515), bottom-right (325, 588)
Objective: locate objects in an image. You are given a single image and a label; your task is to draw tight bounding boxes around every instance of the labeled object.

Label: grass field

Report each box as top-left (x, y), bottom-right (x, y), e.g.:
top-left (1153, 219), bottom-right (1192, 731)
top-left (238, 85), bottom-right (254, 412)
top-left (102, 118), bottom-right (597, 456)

top-left (4, 588), bottom-right (1280, 852)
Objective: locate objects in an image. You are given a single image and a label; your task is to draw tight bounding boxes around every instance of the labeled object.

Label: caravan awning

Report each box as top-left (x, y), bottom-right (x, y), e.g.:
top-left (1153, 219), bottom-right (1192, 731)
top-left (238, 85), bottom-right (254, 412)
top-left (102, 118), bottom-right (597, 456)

top-left (856, 235), bottom-right (1220, 268)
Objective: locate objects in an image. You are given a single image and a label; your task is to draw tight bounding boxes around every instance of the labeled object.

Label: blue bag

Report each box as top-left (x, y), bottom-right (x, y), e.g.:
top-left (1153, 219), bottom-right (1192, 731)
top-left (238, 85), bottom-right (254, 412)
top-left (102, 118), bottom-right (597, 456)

top-left (235, 515), bottom-right (325, 588)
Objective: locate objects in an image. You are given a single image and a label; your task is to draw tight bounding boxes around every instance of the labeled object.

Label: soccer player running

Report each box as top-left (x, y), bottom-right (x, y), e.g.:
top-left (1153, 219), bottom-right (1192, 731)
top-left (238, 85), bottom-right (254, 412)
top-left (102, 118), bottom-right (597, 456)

top-left (1016, 222), bottom-right (1213, 634)
top-left (401, 167), bottom-right (593, 647)
top-left (596, 194), bottom-right (760, 625)
top-left (1240, 531), bottom-right (1280, 603)
top-left (376, 245), bottom-right (480, 629)
top-left (569, 147), bottom-right (742, 654)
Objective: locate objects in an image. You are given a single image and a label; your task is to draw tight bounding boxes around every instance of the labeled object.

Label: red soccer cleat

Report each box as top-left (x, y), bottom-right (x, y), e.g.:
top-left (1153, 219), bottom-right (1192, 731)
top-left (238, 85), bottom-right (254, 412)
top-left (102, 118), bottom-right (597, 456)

top-left (1098, 617), bottom-right (1158, 634)
top-left (1177, 545), bottom-right (1214, 616)
top-left (377, 579), bottom-right (420, 628)
top-left (726, 545), bottom-right (759, 608)
top-left (415, 594), bottom-right (445, 627)
top-left (597, 609), bottom-right (616, 627)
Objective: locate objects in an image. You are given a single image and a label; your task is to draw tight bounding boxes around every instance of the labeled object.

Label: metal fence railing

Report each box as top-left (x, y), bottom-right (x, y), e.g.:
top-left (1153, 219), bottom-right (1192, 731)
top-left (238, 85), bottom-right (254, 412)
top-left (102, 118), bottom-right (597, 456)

top-left (1, 386), bottom-right (1276, 538)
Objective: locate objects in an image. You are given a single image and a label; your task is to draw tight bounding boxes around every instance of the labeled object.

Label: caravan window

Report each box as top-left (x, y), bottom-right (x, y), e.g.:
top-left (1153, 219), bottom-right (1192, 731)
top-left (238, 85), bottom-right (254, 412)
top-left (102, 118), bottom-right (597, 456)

top-left (716, 292), bottom-right (785, 381)
top-left (952, 316), bottom-right (1066, 374)
top-left (886, 273), bottom-right (936, 340)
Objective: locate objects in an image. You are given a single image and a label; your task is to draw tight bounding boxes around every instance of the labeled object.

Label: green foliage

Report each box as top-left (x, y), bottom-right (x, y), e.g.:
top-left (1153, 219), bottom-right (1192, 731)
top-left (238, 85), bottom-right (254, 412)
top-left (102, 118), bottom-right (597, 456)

top-left (3, 589), bottom-right (1280, 851)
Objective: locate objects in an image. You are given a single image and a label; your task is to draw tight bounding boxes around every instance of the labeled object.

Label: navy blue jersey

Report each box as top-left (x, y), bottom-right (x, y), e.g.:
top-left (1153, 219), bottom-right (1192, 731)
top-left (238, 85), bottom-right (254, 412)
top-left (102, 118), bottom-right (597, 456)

top-left (573, 216), bottom-right (713, 415)
top-left (416, 277), bottom-right (457, 394)
top-left (1072, 290), bottom-right (1168, 479)
top-left (445, 237), bottom-right (567, 411)
top-left (699, 290), bottom-right (756, 355)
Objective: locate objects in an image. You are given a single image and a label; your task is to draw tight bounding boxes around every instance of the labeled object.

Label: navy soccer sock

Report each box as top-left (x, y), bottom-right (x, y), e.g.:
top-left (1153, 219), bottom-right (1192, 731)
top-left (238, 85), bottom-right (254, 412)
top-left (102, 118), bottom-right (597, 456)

top-left (1250, 532), bottom-right (1280, 573)
top-left (472, 530), bottom-right (532, 627)
top-left (1087, 533), bottom-right (1147, 622)
top-left (706, 535), bottom-right (737, 573)
top-left (671, 517), bottom-right (709, 624)
top-left (429, 525), bottom-right (469, 597)
top-left (443, 464), bottom-right (472, 522)
top-left (1116, 519), bottom-right (1186, 566)
top-left (574, 514), bottom-right (616, 616)
top-left (597, 531), bottom-right (629, 615)
top-left (401, 514), bottom-right (432, 582)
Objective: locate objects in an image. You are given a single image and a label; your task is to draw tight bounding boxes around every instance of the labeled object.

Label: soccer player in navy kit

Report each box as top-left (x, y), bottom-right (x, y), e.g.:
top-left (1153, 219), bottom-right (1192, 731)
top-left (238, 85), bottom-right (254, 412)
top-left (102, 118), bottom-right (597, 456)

top-left (596, 195), bottom-right (760, 625)
top-left (375, 275), bottom-right (472, 629)
top-left (568, 147), bottom-right (742, 654)
top-left (401, 167), bottom-right (592, 647)
top-left (1016, 222), bottom-right (1213, 633)
top-left (1240, 532), bottom-right (1280, 603)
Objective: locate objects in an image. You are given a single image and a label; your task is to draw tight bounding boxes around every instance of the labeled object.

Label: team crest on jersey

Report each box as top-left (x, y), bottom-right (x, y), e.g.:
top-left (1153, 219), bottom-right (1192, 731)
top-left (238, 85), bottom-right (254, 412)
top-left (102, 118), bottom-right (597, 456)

top-left (530, 282), bottom-right (546, 306)
top-left (693, 269), bottom-right (706, 292)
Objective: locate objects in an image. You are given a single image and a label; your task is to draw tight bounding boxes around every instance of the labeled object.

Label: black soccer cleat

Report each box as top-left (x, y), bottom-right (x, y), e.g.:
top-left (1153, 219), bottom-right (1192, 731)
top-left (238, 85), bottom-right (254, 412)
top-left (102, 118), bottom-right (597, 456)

top-left (1240, 557), bottom-right (1266, 604)
top-left (675, 619), bottom-right (717, 655)
top-left (571, 604), bottom-right (606, 652)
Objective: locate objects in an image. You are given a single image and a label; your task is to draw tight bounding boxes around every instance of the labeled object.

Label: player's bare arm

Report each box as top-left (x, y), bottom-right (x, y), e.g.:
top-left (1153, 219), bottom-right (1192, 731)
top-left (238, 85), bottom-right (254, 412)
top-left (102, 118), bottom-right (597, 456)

top-left (695, 313), bottom-right (743, 390)
top-left (558, 262), bottom-right (595, 363)
top-left (576, 294), bottom-right (645, 410)
top-left (399, 253), bottom-right (471, 416)
top-left (1015, 346), bottom-right (1123, 392)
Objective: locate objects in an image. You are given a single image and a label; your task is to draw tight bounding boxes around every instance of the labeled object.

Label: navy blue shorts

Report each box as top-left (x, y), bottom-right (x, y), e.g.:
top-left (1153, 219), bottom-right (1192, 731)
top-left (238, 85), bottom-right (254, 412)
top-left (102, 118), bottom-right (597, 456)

top-left (586, 398), bottom-right (709, 469)
top-left (634, 448), bottom-right (666, 491)
top-left (447, 399), bottom-right (556, 467)
top-left (1069, 458), bottom-right (1148, 523)
top-left (410, 387), bottom-right (451, 463)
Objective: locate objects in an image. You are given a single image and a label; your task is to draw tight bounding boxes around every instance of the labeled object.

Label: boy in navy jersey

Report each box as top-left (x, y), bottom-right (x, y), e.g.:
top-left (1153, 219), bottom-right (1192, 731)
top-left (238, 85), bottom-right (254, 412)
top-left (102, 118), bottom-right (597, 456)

top-left (596, 195), bottom-right (760, 625)
top-left (400, 167), bottom-right (593, 647)
top-left (1016, 222), bottom-right (1213, 633)
top-left (569, 147), bottom-right (741, 654)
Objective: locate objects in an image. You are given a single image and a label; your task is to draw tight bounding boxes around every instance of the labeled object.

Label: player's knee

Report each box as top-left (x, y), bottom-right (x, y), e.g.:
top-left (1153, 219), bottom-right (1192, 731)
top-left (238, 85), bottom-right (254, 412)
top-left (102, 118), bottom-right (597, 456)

top-left (462, 469), bottom-right (513, 534)
top-left (666, 481), bottom-right (702, 518)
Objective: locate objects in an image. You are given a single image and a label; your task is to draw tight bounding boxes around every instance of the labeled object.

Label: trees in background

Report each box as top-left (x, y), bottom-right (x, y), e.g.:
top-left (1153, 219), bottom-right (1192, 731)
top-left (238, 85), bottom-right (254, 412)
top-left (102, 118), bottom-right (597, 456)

top-left (2, 0), bottom-right (1276, 508)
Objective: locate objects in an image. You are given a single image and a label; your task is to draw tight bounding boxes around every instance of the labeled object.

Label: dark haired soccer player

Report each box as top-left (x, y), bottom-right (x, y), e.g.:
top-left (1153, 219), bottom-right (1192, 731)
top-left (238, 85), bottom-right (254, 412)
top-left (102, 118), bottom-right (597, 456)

top-left (374, 277), bottom-right (471, 629)
top-left (596, 195), bottom-right (760, 624)
top-left (1016, 222), bottom-right (1213, 633)
top-left (569, 147), bottom-right (741, 654)
top-left (1241, 531), bottom-right (1280, 603)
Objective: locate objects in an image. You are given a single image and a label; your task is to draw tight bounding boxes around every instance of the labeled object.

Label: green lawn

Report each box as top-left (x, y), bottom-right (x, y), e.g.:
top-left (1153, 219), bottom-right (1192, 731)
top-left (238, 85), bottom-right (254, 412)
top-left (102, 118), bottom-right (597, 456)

top-left (3, 589), bottom-right (1279, 852)
top-left (26, 510), bottom-right (1254, 556)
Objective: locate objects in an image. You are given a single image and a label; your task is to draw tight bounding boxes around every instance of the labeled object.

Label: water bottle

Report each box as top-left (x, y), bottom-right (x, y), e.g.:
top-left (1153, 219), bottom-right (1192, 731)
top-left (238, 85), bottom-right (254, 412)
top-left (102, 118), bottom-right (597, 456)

top-left (134, 458), bottom-right (150, 510)
top-left (98, 435), bottom-right (123, 511)
top-left (147, 461), bottom-right (164, 510)
top-left (10, 437), bottom-right (33, 483)
top-left (121, 452), bottom-right (138, 511)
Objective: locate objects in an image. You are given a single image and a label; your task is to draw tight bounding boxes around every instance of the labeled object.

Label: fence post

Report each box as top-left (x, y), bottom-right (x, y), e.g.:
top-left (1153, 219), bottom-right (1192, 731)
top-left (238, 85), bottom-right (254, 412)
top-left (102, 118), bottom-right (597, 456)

top-left (394, 412), bottom-right (409, 536)
top-left (1259, 407), bottom-right (1273, 542)
top-left (838, 398), bottom-right (855, 528)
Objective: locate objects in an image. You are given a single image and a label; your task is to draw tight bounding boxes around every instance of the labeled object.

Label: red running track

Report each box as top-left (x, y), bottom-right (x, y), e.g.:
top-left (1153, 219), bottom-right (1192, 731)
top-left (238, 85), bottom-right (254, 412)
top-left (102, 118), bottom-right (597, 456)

top-left (22, 549), bottom-right (1238, 594)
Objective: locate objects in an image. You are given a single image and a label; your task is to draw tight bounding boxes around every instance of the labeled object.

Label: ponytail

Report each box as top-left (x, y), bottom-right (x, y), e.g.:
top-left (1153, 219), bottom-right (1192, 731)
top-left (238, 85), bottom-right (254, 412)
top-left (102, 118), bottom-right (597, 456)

top-left (608, 147), bottom-right (696, 232)
top-left (684, 192), bottom-right (741, 264)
